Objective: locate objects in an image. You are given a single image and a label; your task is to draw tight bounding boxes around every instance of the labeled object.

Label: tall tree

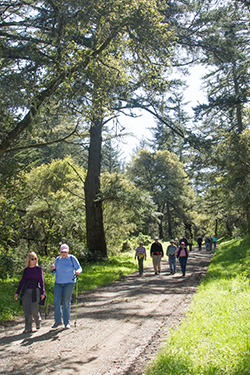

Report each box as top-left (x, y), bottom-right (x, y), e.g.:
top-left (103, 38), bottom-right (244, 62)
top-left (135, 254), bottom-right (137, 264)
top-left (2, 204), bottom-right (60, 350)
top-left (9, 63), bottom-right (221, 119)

top-left (0, 0), bottom-right (175, 258)
top-left (127, 149), bottom-right (195, 238)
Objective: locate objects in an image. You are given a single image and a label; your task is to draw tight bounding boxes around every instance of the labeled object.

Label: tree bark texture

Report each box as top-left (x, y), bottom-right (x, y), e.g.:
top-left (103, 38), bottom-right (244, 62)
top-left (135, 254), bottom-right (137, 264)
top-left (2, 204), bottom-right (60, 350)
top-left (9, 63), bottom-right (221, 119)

top-left (84, 117), bottom-right (107, 260)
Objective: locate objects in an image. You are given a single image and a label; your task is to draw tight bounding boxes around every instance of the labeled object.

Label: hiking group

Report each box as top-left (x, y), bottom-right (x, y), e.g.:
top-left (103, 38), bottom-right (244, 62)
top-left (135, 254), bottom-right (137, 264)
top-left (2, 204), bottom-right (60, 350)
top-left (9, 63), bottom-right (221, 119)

top-left (14, 243), bottom-right (82, 334)
top-left (134, 234), bottom-right (217, 278)
top-left (14, 235), bottom-right (217, 334)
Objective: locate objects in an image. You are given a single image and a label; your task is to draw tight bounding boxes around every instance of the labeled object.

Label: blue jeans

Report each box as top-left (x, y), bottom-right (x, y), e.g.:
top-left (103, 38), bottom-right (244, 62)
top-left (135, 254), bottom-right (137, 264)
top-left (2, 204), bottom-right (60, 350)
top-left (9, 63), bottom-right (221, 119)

top-left (54, 283), bottom-right (75, 325)
top-left (179, 256), bottom-right (187, 275)
top-left (169, 255), bottom-right (176, 273)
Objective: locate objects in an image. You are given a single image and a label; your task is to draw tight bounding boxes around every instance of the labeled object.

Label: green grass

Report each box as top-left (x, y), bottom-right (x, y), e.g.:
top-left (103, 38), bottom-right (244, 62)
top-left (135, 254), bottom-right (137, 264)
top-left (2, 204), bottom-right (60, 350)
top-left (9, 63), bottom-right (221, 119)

top-left (0, 250), bottom-right (153, 322)
top-left (146, 237), bottom-right (250, 375)
top-left (0, 277), bottom-right (24, 320)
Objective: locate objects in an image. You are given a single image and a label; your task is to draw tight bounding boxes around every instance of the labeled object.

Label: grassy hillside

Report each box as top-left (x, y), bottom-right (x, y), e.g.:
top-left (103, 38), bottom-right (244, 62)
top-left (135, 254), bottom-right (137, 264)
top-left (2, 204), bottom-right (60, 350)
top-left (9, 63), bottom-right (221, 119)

top-left (146, 238), bottom-right (250, 375)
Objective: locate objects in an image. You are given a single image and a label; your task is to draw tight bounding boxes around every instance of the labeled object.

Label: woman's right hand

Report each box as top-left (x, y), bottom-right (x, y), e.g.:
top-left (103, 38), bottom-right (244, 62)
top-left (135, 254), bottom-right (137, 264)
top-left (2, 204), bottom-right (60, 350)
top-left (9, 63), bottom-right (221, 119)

top-left (14, 294), bottom-right (18, 300)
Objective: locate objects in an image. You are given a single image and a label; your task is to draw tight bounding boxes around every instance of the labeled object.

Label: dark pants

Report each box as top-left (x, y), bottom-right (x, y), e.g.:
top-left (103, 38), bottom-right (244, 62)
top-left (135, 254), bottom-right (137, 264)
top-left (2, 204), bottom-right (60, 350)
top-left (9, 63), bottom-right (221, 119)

top-left (137, 256), bottom-right (144, 274)
top-left (179, 256), bottom-right (188, 276)
top-left (22, 288), bottom-right (41, 330)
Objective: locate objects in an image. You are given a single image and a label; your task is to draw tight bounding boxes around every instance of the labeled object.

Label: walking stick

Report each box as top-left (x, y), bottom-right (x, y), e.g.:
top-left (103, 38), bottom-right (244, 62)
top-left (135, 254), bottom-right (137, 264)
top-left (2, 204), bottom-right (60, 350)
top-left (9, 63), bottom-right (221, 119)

top-left (74, 275), bottom-right (79, 328)
top-left (45, 272), bottom-right (54, 319)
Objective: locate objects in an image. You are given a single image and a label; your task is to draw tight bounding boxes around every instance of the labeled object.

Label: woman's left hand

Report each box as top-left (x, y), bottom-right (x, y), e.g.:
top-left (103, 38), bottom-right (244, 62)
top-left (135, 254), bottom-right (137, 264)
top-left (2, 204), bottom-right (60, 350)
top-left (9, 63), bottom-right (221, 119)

top-left (40, 294), bottom-right (45, 300)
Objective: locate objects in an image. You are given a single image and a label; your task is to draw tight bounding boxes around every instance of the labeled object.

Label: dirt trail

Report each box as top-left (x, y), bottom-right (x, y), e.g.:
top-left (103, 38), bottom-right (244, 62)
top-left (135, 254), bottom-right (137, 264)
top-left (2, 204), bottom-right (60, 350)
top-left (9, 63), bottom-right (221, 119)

top-left (0, 247), bottom-right (214, 375)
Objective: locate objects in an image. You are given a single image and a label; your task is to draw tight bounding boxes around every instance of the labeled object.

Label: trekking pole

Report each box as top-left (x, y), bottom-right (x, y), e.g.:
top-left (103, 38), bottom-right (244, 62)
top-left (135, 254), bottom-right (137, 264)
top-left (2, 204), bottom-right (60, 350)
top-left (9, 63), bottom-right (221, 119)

top-left (45, 272), bottom-right (54, 319)
top-left (74, 275), bottom-right (79, 328)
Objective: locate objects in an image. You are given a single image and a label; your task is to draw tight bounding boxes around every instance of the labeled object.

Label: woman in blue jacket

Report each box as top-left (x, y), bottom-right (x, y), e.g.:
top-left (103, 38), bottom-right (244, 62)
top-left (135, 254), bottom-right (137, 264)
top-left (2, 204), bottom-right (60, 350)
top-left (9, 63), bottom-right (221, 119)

top-left (51, 243), bottom-right (82, 329)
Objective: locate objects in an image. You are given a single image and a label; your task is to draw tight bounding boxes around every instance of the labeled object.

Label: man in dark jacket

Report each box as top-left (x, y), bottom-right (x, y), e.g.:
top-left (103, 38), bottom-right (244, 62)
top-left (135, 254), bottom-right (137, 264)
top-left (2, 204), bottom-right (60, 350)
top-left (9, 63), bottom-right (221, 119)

top-left (179, 235), bottom-right (189, 247)
top-left (197, 236), bottom-right (202, 251)
top-left (150, 237), bottom-right (164, 275)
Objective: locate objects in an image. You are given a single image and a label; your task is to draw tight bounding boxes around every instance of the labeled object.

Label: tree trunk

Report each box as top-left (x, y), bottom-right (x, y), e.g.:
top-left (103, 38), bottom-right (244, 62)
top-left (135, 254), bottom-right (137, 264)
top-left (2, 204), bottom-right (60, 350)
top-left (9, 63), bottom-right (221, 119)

top-left (166, 201), bottom-right (172, 238)
top-left (214, 218), bottom-right (218, 237)
top-left (233, 63), bottom-right (243, 134)
top-left (84, 116), bottom-right (107, 260)
top-left (159, 216), bottom-right (164, 239)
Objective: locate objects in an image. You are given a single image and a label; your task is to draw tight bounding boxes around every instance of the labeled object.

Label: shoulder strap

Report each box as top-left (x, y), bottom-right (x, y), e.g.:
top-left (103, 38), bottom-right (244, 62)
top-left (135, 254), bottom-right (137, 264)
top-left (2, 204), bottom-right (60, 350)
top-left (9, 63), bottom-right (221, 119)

top-left (70, 255), bottom-right (75, 268)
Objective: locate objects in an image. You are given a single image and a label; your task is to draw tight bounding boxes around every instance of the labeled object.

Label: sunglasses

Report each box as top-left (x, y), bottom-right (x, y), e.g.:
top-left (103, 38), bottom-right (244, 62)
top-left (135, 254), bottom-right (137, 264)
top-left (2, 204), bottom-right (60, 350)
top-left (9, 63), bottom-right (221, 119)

top-left (30, 257), bottom-right (37, 261)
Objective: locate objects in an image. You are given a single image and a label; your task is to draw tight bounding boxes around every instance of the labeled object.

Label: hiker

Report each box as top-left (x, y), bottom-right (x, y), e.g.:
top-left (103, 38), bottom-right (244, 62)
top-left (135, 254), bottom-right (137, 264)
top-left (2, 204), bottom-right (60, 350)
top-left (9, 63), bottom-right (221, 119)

top-left (51, 243), bottom-right (82, 329)
top-left (188, 236), bottom-right (193, 252)
top-left (135, 241), bottom-right (147, 276)
top-left (212, 235), bottom-right (217, 250)
top-left (166, 239), bottom-right (177, 274)
top-left (150, 237), bottom-right (164, 275)
top-left (197, 235), bottom-right (202, 251)
top-left (14, 252), bottom-right (46, 334)
top-left (176, 242), bottom-right (189, 277)
top-left (179, 235), bottom-right (189, 247)
top-left (205, 236), bottom-right (211, 251)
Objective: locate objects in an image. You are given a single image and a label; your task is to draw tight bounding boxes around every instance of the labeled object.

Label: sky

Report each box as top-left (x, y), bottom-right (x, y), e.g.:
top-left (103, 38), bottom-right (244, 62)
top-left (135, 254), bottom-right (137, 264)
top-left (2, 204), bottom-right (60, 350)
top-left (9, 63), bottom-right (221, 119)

top-left (117, 66), bottom-right (207, 162)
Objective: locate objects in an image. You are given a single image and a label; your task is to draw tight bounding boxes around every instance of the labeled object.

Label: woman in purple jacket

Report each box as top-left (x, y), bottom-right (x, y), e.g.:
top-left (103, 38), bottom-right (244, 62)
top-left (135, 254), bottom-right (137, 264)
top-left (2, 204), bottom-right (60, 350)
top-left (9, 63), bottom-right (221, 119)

top-left (14, 252), bottom-right (45, 333)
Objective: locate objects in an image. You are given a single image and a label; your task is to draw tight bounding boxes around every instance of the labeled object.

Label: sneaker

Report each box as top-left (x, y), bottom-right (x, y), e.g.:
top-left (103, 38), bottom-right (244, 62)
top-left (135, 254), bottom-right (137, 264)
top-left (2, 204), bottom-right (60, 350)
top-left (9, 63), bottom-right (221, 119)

top-left (51, 321), bottom-right (63, 329)
top-left (64, 324), bottom-right (71, 329)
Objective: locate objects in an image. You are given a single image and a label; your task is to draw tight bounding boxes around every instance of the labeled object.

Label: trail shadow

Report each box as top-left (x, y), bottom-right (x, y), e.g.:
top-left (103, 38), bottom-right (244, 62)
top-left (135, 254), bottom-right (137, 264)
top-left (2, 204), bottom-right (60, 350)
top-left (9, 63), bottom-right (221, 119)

top-left (67, 250), bottom-right (213, 323)
top-left (0, 327), bottom-right (63, 348)
top-left (0, 350), bottom-right (94, 375)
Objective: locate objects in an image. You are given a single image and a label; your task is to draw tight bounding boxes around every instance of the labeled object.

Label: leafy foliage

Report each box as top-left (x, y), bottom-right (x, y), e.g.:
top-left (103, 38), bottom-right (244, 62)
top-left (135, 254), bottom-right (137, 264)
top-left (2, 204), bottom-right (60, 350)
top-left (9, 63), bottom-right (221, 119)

top-left (8, 157), bottom-right (87, 260)
top-left (101, 172), bottom-right (156, 250)
top-left (127, 148), bottom-right (196, 238)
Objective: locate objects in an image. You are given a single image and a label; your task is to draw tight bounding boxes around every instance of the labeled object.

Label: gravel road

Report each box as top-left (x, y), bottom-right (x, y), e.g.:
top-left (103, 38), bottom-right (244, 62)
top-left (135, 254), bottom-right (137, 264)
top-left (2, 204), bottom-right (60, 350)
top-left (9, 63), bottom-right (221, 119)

top-left (0, 247), bottom-right (213, 375)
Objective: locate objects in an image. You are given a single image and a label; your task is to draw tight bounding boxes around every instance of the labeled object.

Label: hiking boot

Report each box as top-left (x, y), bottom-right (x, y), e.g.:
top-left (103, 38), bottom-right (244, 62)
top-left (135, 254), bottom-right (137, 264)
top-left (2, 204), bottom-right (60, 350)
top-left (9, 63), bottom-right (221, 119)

top-left (23, 329), bottom-right (32, 334)
top-left (51, 321), bottom-right (63, 329)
